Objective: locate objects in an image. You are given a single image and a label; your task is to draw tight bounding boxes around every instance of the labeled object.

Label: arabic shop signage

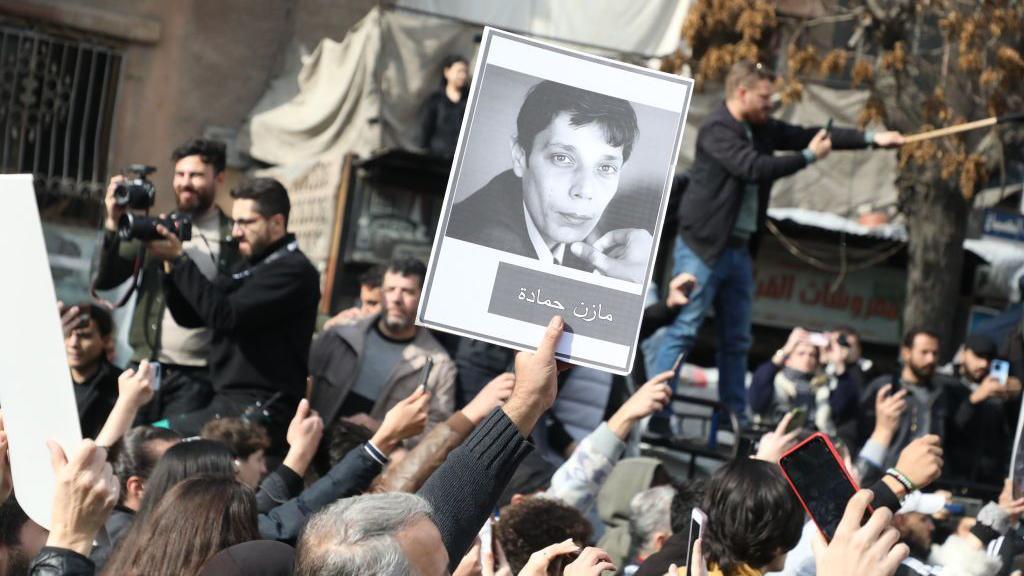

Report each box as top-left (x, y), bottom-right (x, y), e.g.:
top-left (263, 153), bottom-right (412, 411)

top-left (982, 209), bottom-right (1024, 243)
top-left (752, 252), bottom-right (905, 345)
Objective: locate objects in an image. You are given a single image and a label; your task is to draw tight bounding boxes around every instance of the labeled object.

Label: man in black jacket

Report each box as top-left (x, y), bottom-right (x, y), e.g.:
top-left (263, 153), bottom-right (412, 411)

top-left (147, 177), bottom-right (320, 451)
top-left (94, 138), bottom-right (242, 423)
top-left (652, 61), bottom-right (903, 421)
top-left (944, 333), bottom-right (1021, 489)
top-left (858, 328), bottom-right (953, 472)
top-left (65, 303), bottom-right (120, 439)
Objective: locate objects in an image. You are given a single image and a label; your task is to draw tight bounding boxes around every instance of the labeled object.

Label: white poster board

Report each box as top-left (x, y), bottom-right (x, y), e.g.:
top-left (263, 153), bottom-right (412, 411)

top-left (417, 28), bottom-right (692, 374)
top-left (1011, 391), bottom-right (1024, 498)
top-left (0, 175), bottom-right (83, 529)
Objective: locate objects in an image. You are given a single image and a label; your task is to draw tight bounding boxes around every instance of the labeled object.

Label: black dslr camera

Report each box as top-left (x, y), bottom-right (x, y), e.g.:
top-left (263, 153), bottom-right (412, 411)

top-left (113, 164), bottom-right (158, 209)
top-left (117, 212), bottom-right (192, 242)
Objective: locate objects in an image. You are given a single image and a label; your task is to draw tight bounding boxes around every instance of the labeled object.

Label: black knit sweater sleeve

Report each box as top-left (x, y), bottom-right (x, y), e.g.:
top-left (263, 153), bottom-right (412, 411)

top-left (419, 408), bottom-right (533, 571)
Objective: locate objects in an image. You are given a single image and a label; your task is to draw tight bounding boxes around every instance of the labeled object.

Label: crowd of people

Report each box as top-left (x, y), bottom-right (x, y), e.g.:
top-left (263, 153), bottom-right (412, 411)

top-left (2, 56), bottom-right (1023, 576)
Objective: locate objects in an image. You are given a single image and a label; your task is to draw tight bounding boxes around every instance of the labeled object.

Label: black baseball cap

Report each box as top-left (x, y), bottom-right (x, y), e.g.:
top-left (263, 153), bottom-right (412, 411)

top-left (198, 540), bottom-right (294, 576)
top-left (964, 333), bottom-right (998, 360)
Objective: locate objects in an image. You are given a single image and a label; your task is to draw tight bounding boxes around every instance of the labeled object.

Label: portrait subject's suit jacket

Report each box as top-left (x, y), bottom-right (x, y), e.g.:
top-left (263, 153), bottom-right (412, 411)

top-left (444, 169), bottom-right (595, 272)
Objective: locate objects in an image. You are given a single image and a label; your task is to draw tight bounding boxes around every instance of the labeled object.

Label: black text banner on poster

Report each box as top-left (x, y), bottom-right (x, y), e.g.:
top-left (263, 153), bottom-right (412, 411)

top-left (487, 262), bottom-right (644, 347)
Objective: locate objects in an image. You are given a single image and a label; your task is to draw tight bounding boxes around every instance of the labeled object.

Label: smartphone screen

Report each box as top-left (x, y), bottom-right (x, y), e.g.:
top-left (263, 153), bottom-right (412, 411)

top-left (784, 407), bottom-right (808, 434)
top-left (780, 434), bottom-right (865, 541)
top-left (684, 508), bottom-right (706, 571)
top-left (417, 357), bottom-right (434, 392)
top-left (991, 360), bottom-right (1010, 385)
top-left (478, 517), bottom-right (492, 557)
top-left (150, 361), bottom-right (163, 392)
top-left (672, 351), bottom-right (688, 380)
top-left (807, 332), bottom-right (829, 347)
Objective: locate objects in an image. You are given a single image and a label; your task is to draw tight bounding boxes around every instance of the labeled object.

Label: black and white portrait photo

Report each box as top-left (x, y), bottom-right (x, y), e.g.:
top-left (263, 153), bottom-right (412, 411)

top-left (419, 28), bottom-right (692, 374)
top-left (446, 77), bottom-right (654, 283)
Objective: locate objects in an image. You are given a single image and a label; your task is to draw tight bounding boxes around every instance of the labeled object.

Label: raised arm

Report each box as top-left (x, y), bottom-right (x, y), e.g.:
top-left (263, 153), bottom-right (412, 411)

top-left (95, 362), bottom-right (156, 446)
top-left (420, 316), bottom-right (565, 571)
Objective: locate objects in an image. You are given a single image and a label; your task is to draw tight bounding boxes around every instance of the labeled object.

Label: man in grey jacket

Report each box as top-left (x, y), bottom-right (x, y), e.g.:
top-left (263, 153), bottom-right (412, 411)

top-left (309, 258), bottom-right (456, 441)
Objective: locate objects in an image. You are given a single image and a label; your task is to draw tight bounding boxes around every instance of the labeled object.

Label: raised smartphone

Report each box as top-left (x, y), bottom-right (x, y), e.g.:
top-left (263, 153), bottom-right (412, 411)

top-left (780, 433), bottom-right (868, 541)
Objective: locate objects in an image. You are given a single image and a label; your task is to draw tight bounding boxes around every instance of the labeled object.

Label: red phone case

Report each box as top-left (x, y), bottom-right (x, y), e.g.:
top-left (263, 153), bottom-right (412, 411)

top-left (778, 432), bottom-right (869, 541)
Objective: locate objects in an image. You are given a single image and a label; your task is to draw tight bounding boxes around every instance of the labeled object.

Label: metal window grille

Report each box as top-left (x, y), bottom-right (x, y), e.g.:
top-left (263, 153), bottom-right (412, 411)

top-left (0, 22), bottom-right (121, 199)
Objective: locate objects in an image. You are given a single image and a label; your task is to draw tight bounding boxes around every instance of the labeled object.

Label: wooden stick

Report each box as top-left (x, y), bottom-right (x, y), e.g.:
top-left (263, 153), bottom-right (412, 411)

top-left (902, 117), bottom-right (997, 143)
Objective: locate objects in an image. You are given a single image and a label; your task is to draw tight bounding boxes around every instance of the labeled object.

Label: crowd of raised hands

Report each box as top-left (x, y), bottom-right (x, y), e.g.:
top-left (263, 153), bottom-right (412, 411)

top-left (6, 309), bottom-right (1022, 576)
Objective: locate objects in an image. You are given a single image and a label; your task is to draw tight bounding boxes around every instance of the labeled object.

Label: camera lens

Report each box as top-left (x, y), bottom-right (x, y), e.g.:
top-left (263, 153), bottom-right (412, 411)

top-left (113, 183), bottom-right (131, 206)
top-left (117, 213), bottom-right (140, 240)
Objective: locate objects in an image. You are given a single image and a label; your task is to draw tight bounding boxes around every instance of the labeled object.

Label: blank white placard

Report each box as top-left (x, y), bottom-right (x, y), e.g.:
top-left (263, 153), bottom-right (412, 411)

top-left (0, 175), bottom-right (83, 530)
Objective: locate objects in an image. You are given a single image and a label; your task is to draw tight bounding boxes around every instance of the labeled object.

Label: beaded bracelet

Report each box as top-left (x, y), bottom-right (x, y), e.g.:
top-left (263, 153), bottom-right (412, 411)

top-left (885, 467), bottom-right (917, 493)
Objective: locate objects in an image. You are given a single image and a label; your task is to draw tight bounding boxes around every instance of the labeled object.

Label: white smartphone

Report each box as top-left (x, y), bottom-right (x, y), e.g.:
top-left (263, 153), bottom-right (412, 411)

top-left (685, 507), bottom-right (708, 571)
top-left (807, 332), bottom-right (830, 347)
top-left (991, 359), bottom-right (1010, 386)
top-left (150, 361), bottom-right (163, 392)
top-left (478, 516), bottom-right (492, 557)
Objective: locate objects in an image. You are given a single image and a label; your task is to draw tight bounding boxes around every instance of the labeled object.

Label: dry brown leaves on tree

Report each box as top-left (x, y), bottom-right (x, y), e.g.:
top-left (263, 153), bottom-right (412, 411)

top-left (679, 0), bottom-right (777, 86)
top-left (819, 49), bottom-right (849, 77)
top-left (851, 60), bottom-right (873, 87)
top-left (879, 41), bottom-right (907, 72)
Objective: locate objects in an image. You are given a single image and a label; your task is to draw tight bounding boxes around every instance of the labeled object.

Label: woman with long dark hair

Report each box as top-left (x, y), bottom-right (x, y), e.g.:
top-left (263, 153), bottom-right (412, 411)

top-left (102, 477), bottom-right (259, 576)
top-left (418, 54), bottom-right (470, 158)
top-left (131, 439), bottom-right (236, 522)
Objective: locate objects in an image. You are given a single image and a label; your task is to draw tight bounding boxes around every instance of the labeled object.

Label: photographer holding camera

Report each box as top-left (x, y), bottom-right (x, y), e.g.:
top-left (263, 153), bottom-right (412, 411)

top-left (94, 138), bottom-right (242, 424)
top-left (147, 176), bottom-right (320, 452)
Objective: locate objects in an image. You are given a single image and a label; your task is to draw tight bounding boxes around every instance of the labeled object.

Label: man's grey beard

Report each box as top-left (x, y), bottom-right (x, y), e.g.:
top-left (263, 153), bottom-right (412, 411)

top-left (383, 313), bottom-right (413, 333)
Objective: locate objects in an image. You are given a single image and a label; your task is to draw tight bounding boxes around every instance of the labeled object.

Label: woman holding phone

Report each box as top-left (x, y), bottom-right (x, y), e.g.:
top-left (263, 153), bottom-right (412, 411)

top-left (748, 328), bottom-right (858, 436)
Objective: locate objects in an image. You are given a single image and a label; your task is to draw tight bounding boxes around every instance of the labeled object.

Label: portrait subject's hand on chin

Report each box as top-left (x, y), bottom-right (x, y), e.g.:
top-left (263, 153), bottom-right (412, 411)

top-left (570, 228), bottom-right (653, 284)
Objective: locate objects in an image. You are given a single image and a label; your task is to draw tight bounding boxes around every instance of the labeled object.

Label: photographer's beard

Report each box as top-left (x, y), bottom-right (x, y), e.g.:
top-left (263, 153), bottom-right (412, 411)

top-left (239, 231), bottom-right (273, 260)
top-left (175, 183), bottom-right (215, 216)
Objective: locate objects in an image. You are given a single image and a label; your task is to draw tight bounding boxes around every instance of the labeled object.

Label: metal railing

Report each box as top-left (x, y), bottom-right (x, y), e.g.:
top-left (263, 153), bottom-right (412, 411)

top-left (0, 22), bottom-right (121, 198)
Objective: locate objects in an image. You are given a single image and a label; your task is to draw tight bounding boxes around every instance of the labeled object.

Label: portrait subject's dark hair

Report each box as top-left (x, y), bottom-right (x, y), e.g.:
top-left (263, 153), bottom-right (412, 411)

top-left (701, 458), bottom-right (804, 576)
top-left (231, 177), bottom-right (291, 225)
top-left (515, 80), bottom-right (639, 163)
top-left (171, 138), bottom-right (227, 174)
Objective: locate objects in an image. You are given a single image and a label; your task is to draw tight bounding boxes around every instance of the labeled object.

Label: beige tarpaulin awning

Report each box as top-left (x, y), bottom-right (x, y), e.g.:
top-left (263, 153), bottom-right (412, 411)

top-left (238, 6), bottom-right (901, 216)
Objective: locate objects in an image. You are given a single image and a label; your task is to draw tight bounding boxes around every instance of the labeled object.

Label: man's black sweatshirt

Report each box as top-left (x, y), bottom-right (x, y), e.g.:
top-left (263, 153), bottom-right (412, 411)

top-left (419, 408), bottom-right (533, 572)
top-left (679, 103), bottom-right (871, 265)
top-left (162, 233), bottom-right (319, 421)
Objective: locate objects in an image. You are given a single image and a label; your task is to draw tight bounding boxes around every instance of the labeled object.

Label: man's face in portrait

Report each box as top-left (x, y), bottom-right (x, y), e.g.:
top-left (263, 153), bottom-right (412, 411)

top-left (512, 112), bottom-right (624, 247)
